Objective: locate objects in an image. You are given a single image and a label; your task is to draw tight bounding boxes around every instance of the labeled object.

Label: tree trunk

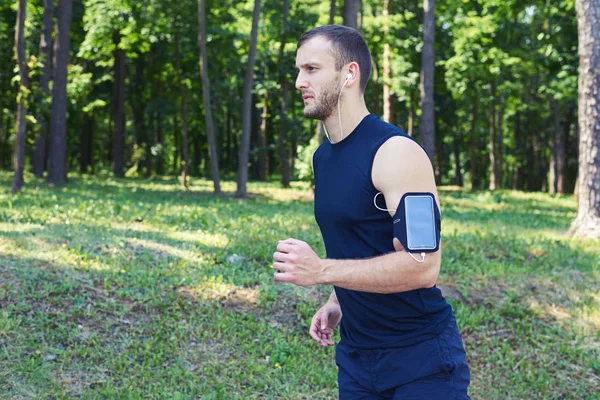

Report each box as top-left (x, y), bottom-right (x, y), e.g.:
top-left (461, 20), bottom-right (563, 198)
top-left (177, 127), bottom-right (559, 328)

top-left (132, 55), bottom-right (147, 175)
top-left (550, 99), bottom-right (568, 194)
top-left (258, 92), bottom-right (268, 180)
top-left (343, 0), bottom-right (358, 29)
top-left (198, 0), bottom-right (222, 194)
top-left (419, 0), bottom-right (435, 167)
top-left (112, 31), bottom-right (126, 178)
top-left (175, 22), bottom-right (189, 189)
top-left (278, 0), bottom-right (291, 188)
top-left (0, 106), bottom-right (4, 170)
top-left (47, 0), bottom-right (73, 185)
top-left (226, 107), bottom-right (231, 169)
top-left (329, 0), bottom-right (336, 24)
top-left (435, 131), bottom-right (443, 185)
top-left (562, 106), bottom-right (575, 193)
top-left (12, 0), bottom-right (28, 194)
top-left (513, 109), bottom-right (521, 190)
top-left (569, 0), bottom-right (600, 238)
top-left (408, 90), bottom-right (415, 137)
top-left (489, 80), bottom-right (498, 191)
top-left (454, 134), bottom-right (463, 187)
top-left (80, 112), bottom-right (93, 173)
top-left (236, 0), bottom-right (261, 197)
top-left (382, 0), bottom-right (392, 123)
top-left (497, 101), bottom-right (504, 188)
top-left (32, 0), bottom-right (54, 178)
top-left (469, 95), bottom-right (478, 189)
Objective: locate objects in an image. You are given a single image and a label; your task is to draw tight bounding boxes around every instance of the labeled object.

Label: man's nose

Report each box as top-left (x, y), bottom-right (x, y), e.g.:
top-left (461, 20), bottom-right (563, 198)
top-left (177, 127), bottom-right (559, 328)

top-left (295, 73), bottom-right (308, 91)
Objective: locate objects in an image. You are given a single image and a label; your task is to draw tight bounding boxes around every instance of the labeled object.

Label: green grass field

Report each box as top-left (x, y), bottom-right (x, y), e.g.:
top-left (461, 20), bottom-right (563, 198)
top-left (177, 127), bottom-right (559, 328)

top-left (1, 171), bottom-right (599, 399)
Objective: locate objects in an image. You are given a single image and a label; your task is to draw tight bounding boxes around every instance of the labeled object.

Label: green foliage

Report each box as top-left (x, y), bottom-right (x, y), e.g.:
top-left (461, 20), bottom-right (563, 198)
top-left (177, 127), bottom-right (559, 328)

top-left (0, 0), bottom-right (582, 191)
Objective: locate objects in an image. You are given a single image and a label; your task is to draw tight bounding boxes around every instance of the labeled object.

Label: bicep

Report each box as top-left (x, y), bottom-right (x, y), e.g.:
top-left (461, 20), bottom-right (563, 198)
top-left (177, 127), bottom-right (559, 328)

top-left (372, 136), bottom-right (439, 217)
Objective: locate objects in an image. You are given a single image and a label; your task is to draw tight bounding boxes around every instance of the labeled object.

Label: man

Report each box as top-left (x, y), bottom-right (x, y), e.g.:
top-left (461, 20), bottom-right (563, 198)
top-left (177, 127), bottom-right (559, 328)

top-left (273, 25), bottom-right (470, 399)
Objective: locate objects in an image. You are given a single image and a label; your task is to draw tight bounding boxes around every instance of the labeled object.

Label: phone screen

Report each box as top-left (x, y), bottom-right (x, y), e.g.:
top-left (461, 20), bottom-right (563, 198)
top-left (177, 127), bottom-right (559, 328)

top-left (404, 195), bottom-right (437, 251)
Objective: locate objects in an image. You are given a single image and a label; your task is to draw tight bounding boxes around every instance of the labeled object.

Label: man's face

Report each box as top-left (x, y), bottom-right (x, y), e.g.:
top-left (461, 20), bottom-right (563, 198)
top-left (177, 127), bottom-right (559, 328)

top-left (295, 36), bottom-right (342, 120)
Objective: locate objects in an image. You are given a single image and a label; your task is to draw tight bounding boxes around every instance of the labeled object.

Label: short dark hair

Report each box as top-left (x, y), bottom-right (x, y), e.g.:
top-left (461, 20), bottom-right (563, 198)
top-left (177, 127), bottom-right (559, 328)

top-left (297, 25), bottom-right (372, 93)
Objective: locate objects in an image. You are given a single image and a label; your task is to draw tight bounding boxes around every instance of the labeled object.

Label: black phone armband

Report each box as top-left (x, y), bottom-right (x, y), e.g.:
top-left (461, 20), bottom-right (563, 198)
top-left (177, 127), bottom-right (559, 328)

top-left (392, 192), bottom-right (441, 253)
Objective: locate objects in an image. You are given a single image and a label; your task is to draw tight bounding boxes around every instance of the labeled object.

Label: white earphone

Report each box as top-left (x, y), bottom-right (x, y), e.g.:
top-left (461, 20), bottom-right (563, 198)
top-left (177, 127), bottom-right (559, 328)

top-left (323, 72), bottom-right (353, 143)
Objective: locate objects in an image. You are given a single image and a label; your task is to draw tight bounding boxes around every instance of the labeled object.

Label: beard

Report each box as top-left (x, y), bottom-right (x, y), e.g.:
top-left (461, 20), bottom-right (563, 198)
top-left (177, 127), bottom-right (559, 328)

top-left (303, 75), bottom-right (341, 120)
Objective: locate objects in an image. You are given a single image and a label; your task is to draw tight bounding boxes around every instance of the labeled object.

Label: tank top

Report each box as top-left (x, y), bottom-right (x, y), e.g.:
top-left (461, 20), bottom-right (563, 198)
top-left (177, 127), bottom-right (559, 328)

top-left (313, 113), bottom-right (451, 349)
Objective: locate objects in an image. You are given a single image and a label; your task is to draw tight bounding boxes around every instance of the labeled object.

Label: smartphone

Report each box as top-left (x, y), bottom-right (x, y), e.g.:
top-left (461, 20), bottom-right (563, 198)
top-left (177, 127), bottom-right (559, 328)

top-left (401, 194), bottom-right (438, 252)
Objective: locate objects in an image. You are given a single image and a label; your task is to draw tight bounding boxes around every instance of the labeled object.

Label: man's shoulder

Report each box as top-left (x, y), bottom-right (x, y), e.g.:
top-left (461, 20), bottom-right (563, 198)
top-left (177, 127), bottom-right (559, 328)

top-left (366, 114), bottom-right (413, 144)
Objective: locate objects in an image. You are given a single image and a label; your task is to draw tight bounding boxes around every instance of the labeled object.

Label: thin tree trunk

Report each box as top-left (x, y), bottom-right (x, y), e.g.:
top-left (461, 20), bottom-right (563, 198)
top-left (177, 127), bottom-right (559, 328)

top-left (469, 95), bottom-right (478, 189)
top-left (278, 0), bottom-right (291, 187)
top-left (112, 31), bottom-right (126, 178)
top-left (226, 107), bottom-right (231, 168)
top-left (408, 90), bottom-right (415, 137)
top-left (198, 0), bottom-right (221, 193)
top-left (329, 0), bottom-right (336, 24)
top-left (32, 0), bottom-right (54, 178)
top-left (513, 109), bottom-right (521, 190)
top-left (550, 99), bottom-right (560, 194)
top-left (419, 0), bottom-right (436, 167)
top-left (258, 92), bottom-right (268, 180)
top-left (80, 112), bottom-right (93, 173)
top-left (489, 80), bottom-right (498, 191)
top-left (47, 0), bottom-right (73, 185)
top-left (157, 81), bottom-right (164, 175)
top-left (175, 22), bottom-right (189, 189)
top-left (0, 106), bottom-right (4, 169)
top-left (132, 55), bottom-right (146, 175)
top-left (569, 0), bottom-right (600, 238)
top-left (550, 99), bottom-right (569, 194)
top-left (173, 114), bottom-right (179, 173)
top-left (497, 101), bottom-right (504, 188)
top-left (343, 0), bottom-right (358, 29)
top-left (12, 0), bottom-right (28, 194)
top-left (560, 106), bottom-right (575, 193)
top-left (382, 0), bottom-right (392, 123)
top-left (237, 0), bottom-right (261, 197)
top-left (454, 134), bottom-right (463, 186)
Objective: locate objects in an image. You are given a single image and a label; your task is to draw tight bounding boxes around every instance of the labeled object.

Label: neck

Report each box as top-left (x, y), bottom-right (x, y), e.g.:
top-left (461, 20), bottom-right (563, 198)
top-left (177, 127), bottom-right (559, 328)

top-left (323, 95), bottom-right (369, 144)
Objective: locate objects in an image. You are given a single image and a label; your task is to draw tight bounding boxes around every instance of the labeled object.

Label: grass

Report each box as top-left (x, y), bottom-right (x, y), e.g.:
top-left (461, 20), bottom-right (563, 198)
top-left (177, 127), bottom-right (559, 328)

top-left (0, 171), bottom-right (599, 399)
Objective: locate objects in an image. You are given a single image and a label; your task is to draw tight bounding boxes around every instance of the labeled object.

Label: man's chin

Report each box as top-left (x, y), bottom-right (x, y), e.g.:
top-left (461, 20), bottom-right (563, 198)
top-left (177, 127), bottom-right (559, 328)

top-left (303, 106), bottom-right (329, 120)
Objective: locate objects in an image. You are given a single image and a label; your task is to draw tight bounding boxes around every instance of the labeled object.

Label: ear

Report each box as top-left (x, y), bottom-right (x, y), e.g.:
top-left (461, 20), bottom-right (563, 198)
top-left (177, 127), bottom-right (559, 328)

top-left (346, 62), bottom-right (359, 87)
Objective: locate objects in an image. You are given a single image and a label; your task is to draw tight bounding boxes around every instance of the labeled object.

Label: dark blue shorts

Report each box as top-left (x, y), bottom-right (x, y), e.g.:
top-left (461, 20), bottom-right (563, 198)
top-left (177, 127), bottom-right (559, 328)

top-left (335, 315), bottom-right (471, 399)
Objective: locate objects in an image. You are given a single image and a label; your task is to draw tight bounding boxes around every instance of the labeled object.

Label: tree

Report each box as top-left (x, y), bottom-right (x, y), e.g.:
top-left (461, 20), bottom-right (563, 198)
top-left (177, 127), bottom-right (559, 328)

top-left (569, 0), bottom-right (600, 238)
top-left (329, 0), bottom-right (336, 24)
top-left (175, 15), bottom-right (189, 189)
top-left (197, 0), bottom-right (221, 194)
top-left (277, 0), bottom-right (291, 188)
top-left (31, 0), bottom-right (54, 178)
top-left (237, 0), bottom-right (261, 197)
top-left (112, 30), bottom-right (126, 178)
top-left (419, 0), bottom-right (436, 175)
top-left (343, 0), bottom-right (358, 29)
top-left (11, 0), bottom-right (28, 194)
top-left (382, 0), bottom-right (391, 123)
top-left (47, 0), bottom-right (74, 184)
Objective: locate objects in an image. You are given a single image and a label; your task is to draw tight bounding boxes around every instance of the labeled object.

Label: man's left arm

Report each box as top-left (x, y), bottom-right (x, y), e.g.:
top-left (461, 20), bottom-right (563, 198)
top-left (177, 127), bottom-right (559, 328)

top-left (273, 136), bottom-right (442, 294)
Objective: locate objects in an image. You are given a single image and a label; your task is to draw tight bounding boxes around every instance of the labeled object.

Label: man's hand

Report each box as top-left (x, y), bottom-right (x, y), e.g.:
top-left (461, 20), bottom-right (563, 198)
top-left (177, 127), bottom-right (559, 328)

top-left (309, 300), bottom-right (342, 347)
top-left (393, 237), bottom-right (404, 252)
top-left (273, 238), bottom-right (323, 286)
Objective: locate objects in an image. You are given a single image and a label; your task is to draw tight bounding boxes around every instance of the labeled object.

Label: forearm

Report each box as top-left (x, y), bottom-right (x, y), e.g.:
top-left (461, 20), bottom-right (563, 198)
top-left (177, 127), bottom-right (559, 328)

top-left (318, 250), bottom-right (440, 294)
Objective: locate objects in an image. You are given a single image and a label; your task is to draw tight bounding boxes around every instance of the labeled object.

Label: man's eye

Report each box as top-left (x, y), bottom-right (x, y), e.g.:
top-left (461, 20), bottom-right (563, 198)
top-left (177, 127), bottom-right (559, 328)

top-left (308, 66), bottom-right (317, 71)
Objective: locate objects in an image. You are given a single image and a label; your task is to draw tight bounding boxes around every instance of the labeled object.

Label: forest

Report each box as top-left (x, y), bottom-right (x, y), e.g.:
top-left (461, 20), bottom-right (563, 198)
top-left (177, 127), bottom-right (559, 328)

top-left (0, 0), bottom-right (589, 196)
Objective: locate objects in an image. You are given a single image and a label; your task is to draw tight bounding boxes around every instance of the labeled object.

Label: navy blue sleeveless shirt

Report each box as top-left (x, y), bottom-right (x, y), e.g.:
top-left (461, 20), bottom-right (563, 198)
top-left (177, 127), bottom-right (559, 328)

top-left (313, 113), bottom-right (451, 349)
